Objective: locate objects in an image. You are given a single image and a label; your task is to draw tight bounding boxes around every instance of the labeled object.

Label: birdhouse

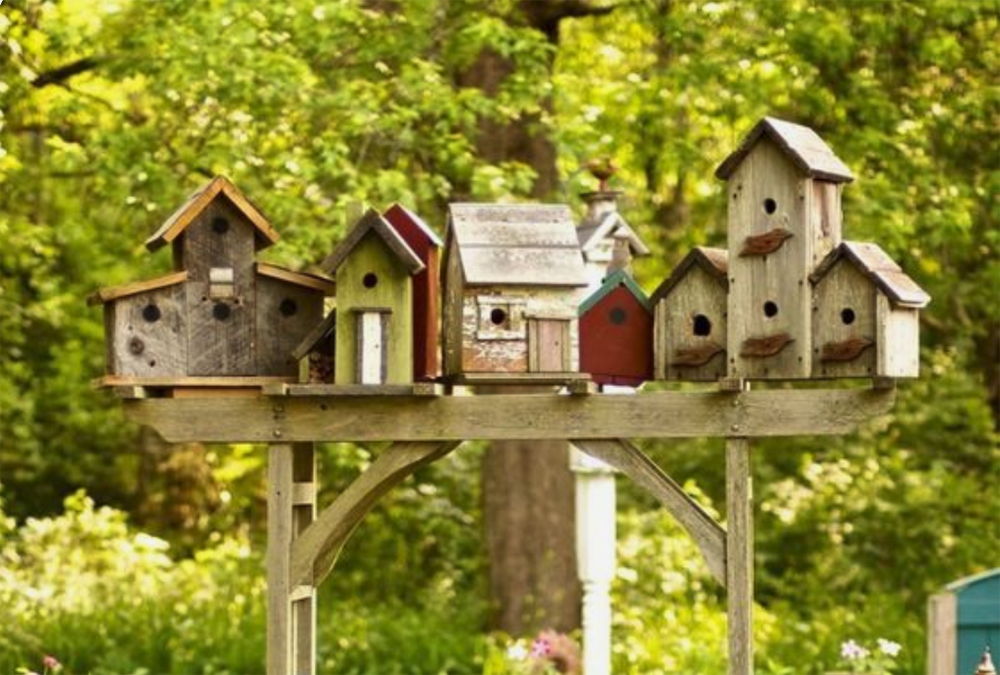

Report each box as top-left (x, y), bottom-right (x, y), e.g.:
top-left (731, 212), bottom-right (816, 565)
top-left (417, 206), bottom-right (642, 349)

top-left (90, 176), bottom-right (333, 381)
top-left (651, 247), bottom-right (729, 382)
top-left (291, 309), bottom-right (337, 383)
top-left (383, 203), bottom-right (443, 382)
top-left (716, 117), bottom-right (853, 380)
top-left (576, 186), bottom-right (650, 289)
top-left (578, 269), bottom-right (653, 387)
top-left (441, 204), bottom-right (589, 382)
top-left (928, 569), bottom-right (1000, 675)
top-left (321, 209), bottom-right (424, 385)
top-left (811, 242), bottom-right (929, 378)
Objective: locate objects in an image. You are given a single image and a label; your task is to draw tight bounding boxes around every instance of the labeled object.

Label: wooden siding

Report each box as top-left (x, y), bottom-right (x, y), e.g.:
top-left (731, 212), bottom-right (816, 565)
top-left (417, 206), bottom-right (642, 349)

top-left (105, 284), bottom-right (187, 377)
top-left (811, 261), bottom-right (876, 379)
top-left (876, 294), bottom-right (921, 378)
top-left (580, 284), bottom-right (653, 386)
top-left (657, 265), bottom-right (728, 382)
top-left (256, 274), bottom-right (326, 377)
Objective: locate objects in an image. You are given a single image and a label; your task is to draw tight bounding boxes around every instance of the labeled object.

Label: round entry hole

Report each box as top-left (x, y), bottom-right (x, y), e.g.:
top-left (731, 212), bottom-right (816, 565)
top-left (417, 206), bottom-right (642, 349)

top-left (609, 307), bottom-right (627, 325)
top-left (763, 301), bottom-right (779, 318)
top-left (213, 303), bottom-right (232, 321)
top-left (841, 308), bottom-right (856, 325)
top-left (490, 308), bottom-right (508, 326)
top-left (142, 304), bottom-right (161, 323)
top-left (280, 299), bottom-right (298, 317)
top-left (763, 198), bottom-right (777, 214)
top-left (693, 314), bottom-right (712, 336)
top-left (212, 217), bottom-right (230, 234)
top-left (363, 273), bottom-right (379, 289)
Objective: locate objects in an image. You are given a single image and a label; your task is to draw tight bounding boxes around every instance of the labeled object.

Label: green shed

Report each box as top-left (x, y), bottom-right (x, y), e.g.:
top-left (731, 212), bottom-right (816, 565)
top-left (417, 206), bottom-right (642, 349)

top-left (928, 569), bottom-right (1000, 675)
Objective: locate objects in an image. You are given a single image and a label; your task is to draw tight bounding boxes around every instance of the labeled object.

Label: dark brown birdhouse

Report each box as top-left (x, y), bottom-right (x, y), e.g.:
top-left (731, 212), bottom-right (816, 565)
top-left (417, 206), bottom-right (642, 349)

top-left (651, 247), bottom-right (729, 382)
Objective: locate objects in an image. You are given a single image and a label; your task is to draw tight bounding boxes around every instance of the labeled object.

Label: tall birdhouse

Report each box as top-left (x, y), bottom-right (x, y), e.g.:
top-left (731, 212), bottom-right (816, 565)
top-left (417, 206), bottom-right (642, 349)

top-left (716, 117), bottom-right (853, 379)
top-left (383, 203), bottom-right (443, 382)
top-left (811, 242), bottom-right (929, 378)
top-left (651, 247), bottom-right (729, 382)
top-left (442, 204), bottom-right (589, 382)
top-left (321, 209), bottom-right (424, 385)
top-left (576, 186), bottom-right (650, 289)
top-left (579, 269), bottom-right (653, 387)
top-left (91, 176), bottom-right (333, 381)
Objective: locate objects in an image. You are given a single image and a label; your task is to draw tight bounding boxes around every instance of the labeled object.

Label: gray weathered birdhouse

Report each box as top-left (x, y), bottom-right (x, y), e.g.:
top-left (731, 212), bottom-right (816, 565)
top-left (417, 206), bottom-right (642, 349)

top-left (576, 188), bottom-right (650, 289)
top-left (716, 117), bottom-right (853, 380)
top-left (651, 247), bottom-right (729, 382)
top-left (321, 209), bottom-right (424, 385)
top-left (810, 241), bottom-right (929, 378)
top-left (442, 204), bottom-right (589, 382)
top-left (90, 176), bottom-right (333, 382)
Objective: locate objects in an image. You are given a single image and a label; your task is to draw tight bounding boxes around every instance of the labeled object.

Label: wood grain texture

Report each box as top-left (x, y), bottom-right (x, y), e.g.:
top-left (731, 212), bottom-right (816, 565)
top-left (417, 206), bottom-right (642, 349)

top-left (739, 228), bottom-right (793, 257)
top-left (574, 439), bottom-right (726, 585)
top-left (726, 436), bottom-right (753, 675)
top-left (122, 387), bottom-right (896, 443)
top-left (876, 293), bottom-right (921, 378)
top-left (740, 333), bottom-right (794, 358)
top-left (656, 258), bottom-right (728, 382)
top-left (267, 443), bottom-right (294, 675)
top-left (289, 441), bottom-right (460, 588)
top-left (256, 274), bottom-right (325, 376)
top-left (106, 284), bottom-right (187, 377)
top-left (926, 593), bottom-right (957, 675)
top-left (88, 271), bottom-right (188, 305)
top-left (811, 260), bottom-right (876, 378)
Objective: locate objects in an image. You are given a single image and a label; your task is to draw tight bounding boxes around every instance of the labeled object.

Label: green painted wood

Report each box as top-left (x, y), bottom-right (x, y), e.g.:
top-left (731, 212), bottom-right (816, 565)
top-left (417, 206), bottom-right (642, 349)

top-left (335, 232), bottom-right (413, 385)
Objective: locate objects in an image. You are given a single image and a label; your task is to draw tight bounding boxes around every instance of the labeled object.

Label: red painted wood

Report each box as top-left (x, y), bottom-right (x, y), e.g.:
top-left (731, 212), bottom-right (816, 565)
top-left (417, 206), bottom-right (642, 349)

top-left (383, 204), bottom-right (441, 381)
top-left (579, 285), bottom-right (653, 387)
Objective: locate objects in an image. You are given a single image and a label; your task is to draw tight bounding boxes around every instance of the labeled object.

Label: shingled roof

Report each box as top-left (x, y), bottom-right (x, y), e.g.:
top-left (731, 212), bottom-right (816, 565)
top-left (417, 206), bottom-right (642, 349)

top-left (715, 117), bottom-right (854, 183)
top-left (576, 195), bottom-right (650, 257)
top-left (811, 241), bottom-right (930, 308)
top-left (321, 209), bottom-right (425, 276)
top-left (448, 203), bottom-right (588, 287)
top-left (145, 175), bottom-right (279, 252)
top-left (650, 247), bottom-right (729, 304)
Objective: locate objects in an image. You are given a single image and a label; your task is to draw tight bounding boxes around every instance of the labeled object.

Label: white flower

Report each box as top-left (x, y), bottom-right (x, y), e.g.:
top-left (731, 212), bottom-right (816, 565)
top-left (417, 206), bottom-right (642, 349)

top-left (506, 642), bottom-right (528, 661)
top-left (841, 639), bottom-right (869, 661)
top-left (877, 638), bottom-right (902, 657)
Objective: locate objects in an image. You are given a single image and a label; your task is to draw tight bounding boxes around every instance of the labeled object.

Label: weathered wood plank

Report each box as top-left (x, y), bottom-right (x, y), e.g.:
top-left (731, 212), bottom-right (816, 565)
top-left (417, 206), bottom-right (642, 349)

top-left (88, 271), bottom-right (189, 305)
top-left (289, 441), bottom-right (460, 588)
top-left (574, 439), bottom-right (726, 586)
top-left (726, 436), bottom-right (753, 675)
top-left (123, 388), bottom-right (895, 443)
top-left (267, 443), bottom-right (294, 675)
top-left (264, 383), bottom-right (443, 397)
top-left (95, 375), bottom-right (293, 389)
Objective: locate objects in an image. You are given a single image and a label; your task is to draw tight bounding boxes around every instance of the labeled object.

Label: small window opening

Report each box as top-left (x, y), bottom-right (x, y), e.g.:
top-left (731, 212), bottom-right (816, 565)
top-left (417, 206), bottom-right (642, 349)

top-left (280, 299), bottom-right (298, 317)
top-left (213, 303), bottom-right (232, 321)
top-left (609, 307), bottom-right (627, 325)
top-left (841, 308), bottom-right (856, 325)
top-left (763, 301), bottom-right (779, 318)
top-left (363, 273), bottom-right (379, 289)
top-left (693, 314), bottom-right (712, 336)
top-left (490, 308), bottom-right (508, 326)
top-left (763, 198), bottom-right (777, 214)
top-left (212, 217), bottom-right (230, 234)
top-left (142, 304), bottom-right (161, 323)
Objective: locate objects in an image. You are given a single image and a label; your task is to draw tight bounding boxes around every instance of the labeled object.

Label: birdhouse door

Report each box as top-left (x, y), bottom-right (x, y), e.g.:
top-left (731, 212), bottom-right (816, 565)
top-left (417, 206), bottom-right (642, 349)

top-left (528, 318), bottom-right (570, 372)
top-left (356, 310), bottom-right (389, 384)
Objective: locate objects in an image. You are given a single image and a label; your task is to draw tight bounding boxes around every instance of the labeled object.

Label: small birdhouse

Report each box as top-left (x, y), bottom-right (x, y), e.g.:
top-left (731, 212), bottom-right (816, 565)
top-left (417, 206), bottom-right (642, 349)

top-left (91, 176), bottom-right (333, 382)
top-left (578, 269), bottom-right (653, 387)
top-left (321, 209), bottom-right (424, 385)
top-left (576, 186), bottom-right (650, 289)
top-left (383, 203), bottom-right (444, 382)
top-left (716, 117), bottom-right (854, 380)
top-left (810, 241), bottom-right (929, 378)
top-left (651, 247), bottom-right (729, 382)
top-left (292, 311), bottom-right (336, 383)
top-left (442, 204), bottom-right (589, 382)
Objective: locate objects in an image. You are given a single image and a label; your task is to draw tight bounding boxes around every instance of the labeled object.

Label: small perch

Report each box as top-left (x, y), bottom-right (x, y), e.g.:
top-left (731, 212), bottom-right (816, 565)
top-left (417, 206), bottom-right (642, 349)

top-left (739, 228), bottom-right (793, 257)
top-left (821, 337), bottom-right (874, 362)
top-left (671, 342), bottom-right (725, 367)
top-left (741, 333), bottom-right (794, 357)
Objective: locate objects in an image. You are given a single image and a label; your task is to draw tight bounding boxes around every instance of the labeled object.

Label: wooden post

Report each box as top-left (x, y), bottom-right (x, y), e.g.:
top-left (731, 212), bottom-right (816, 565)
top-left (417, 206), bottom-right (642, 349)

top-left (268, 442), bottom-right (317, 675)
top-left (726, 436), bottom-right (753, 675)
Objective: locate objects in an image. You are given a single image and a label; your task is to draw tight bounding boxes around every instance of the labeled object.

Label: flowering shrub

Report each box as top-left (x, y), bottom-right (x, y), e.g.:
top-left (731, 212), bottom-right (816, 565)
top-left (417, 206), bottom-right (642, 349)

top-left (837, 637), bottom-right (902, 674)
top-left (484, 631), bottom-right (580, 675)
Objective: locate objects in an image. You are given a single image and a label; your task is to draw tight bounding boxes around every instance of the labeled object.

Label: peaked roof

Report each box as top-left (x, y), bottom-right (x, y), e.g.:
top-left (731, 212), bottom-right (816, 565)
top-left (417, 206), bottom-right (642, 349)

top-left (87, 271), bottom-right (188, 306)
top-left (383, 203), bottom-right (443, 247)
top-left (577, 211), bottom-right (650, 257)
top-left (715, 117), bottom-right (854, 183)
top-left (448, 203), bottom-right (588, 287)
top-left (256, 262), bottom-right (335, 295)
top-left (650, 247), bottom-right (729, 304)
top-left (321, 209), bottom-right (425, 275)
top-left (146, 175), bottom-right (279, 251)
top-left (292, 310), bottom-right (337, 361)
top-left (579, 269), bottom-right (651, 315)
top-left (810, 241), bottom-right (930, 308)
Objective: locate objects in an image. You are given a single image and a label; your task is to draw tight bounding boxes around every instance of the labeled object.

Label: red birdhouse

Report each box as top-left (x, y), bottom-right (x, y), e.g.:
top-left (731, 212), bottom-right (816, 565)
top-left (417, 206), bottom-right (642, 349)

top-left (579, 269), bottom-right (653, 387)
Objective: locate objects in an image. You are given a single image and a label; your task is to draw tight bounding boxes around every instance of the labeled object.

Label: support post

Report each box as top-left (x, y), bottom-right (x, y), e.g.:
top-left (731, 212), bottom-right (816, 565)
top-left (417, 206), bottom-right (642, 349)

top-left (726, 436), bottom-right (753, 675)
top-left (268, 442), bottom-right (317, 675)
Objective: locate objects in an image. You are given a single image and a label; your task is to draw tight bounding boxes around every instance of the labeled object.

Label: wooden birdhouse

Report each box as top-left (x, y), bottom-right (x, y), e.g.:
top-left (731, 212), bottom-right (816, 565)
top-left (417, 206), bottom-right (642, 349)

top-left (576, 188), bottom-right (650, 289)
top-left (716, 117), bottom-right (853, 380)
top-left (442, 204), bottom-right (589, 382)
top-left (578, 269), bottom-right (653, 387)
top-left (90, 176), bottom-right (333, 383)
top-left (383, 203), bottom-right (443, 382)
top-left (321, 209), bottom-right (424, 385)
top-left (810, 241), bottom-right (929, 378)
top-left (651, 247), bottom-right (729, 382)
top-left (291, 310), bottom-right (337, 384)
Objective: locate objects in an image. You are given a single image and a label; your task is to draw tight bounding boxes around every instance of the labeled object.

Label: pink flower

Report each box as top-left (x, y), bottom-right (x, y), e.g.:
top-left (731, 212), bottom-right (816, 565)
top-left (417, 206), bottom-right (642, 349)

top-left (42, 655), bottom-right (61, 672)
top-left (530, 637), bottom-right (552, 658)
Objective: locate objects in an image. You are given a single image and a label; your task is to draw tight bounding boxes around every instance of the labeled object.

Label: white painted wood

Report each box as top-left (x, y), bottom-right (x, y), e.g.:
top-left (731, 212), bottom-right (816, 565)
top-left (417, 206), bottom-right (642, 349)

top-left (727, 436), bottom-right (753, 675)
top-left (358, 311), bottom-right (384, 385)
top-left (927, 593), bottom-right (957, 675)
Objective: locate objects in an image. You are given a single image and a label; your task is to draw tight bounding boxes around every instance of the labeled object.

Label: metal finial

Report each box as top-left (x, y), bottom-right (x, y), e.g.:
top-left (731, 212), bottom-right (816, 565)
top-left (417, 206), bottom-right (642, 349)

top-left (585, 157), bottom-right (618, 192)
top-left (977, 647), bottom-right (996, 675)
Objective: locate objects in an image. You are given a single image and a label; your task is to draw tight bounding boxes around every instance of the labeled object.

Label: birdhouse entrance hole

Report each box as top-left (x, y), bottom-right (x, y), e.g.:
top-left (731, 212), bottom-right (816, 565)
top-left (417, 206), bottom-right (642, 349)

top-left (363, 273), bottom-right (379, 289)
top-left (609, 307), bottom-right (627, 325)
top-left (212, 216), bottom-right (230, 234)
top-left (213, 303), bottom-right (232, 321)
top-left (280, 299), bottom-right (298, 317)
top-left (693, 314), bottom-right (712, 336)
top-left (763, 198), bottom-right (777, 214)
top-left (142, 304), bottom-right (161, 323)
top-left (840, 308), bottom-right (856, 325)
top-left (763, 301), bottom-right (779, 318)
top-left (490, 308), bottom-right (508, 326)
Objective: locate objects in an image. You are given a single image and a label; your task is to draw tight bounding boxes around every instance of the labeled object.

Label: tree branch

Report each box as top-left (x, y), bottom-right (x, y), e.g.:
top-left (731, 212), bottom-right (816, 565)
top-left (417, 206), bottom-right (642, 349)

top-left (521, 0), bottom-right (618, 42)
top-left (31, 57), bottom-right (102, 88)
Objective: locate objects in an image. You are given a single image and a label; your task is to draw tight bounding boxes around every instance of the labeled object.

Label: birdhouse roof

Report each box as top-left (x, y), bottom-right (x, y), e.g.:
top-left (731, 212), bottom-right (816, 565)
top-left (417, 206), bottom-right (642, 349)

top-left (321, 209), bottom-right (425, 276)
top-left (715, 117), bottom-right (854, 183)
top-left (292, 310), bottom-right (337, 361)
top-left (579, 269), bottom-right (651, 315)
top-left (650, 247), bottom-right (729, 304)
top-left (811, 241), bottom-right (930, 308)
top-left (145, 175), bottom-right (279, 252)
top-left (447, 203), bottom-right (588, 287)
top-left (577, 210), bottom-right (651, 257)
top-left (383, 203), bottom-right (443, 247)
top-left (256, 262), bottom-right (336, 295)
top-left (87, 270), bottom-right (188, 306)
